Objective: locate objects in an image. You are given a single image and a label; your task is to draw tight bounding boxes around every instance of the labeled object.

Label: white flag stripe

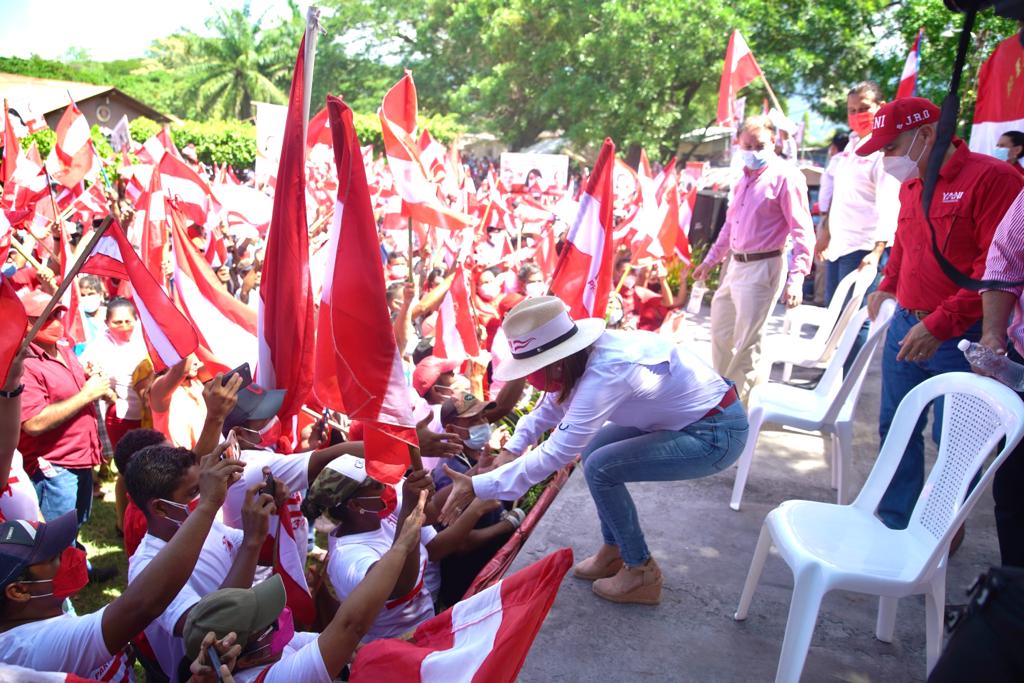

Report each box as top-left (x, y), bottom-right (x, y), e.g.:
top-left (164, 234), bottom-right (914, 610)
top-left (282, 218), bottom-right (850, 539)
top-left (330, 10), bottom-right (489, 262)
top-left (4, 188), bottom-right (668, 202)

top-left (969, 118), bottom-right (1024, 156)
top-left (437, 291), bottom-right (467, 361)
top-left (174, 268), bottom-right (257, 369)
top-left (131, 284), bottom-right (183, 366)
top-left (63, 115), bottom-right (91, 154)
top-left (320, 200), bottom-right (344, 301)
top-left (419, 578), bottom-right (504, 680)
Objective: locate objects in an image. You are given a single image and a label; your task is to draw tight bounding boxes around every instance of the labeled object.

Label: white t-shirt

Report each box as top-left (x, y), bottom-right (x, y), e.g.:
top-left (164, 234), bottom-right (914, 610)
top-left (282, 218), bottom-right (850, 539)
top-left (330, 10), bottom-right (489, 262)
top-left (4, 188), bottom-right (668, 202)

top-left (80, 328), bottom-right (147, 420)
top-left (327, 520), bottom-right (435, 641)
top-left (231, 631), bottom-right (331, 683)
top-left (0, 606), bottom-right (133, 681)
top-left (0, 451), bottom-right (42, 522)
top-left (223, 449), bottom-right (312, 546)
top-left (128, 522), bottom-right (246, 682)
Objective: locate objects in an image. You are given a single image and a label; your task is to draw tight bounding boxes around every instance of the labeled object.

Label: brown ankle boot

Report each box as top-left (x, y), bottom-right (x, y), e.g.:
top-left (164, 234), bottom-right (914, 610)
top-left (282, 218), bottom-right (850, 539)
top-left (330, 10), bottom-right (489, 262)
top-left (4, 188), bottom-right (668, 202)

top-left (592, 557), bottom-right (662, 605)
top-left (573, 546), bottom-right (624, 581)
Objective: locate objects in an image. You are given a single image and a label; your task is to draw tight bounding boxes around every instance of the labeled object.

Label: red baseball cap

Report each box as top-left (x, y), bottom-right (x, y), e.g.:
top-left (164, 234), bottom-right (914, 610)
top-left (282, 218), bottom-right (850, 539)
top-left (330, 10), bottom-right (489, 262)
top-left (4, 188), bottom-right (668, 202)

top-left (857, 97), bottom-right (941, 156)
top-left (413, 356), bottom-right (461, 397)
top-left (17, 288), bottom-right (65, 318)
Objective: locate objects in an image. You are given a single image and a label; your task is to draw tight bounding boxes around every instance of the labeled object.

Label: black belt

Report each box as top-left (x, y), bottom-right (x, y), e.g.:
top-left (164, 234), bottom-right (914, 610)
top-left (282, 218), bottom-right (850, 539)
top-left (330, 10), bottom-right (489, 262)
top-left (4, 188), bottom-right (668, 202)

top-left (733, 249), bottom-right (784, 263)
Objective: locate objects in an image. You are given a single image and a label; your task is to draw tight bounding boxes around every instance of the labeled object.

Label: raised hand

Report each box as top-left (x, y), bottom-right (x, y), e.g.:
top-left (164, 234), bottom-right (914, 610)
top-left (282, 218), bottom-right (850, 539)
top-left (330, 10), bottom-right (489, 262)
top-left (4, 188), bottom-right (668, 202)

top-left (438, 465), bottom-right (476, 526)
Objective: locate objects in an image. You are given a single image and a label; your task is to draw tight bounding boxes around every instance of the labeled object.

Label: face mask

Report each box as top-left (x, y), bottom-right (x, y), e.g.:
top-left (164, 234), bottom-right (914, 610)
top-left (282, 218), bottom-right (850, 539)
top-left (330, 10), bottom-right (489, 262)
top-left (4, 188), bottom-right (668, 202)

top-left (525, 282), bottom-right (547, 298)
top-left (109, 326), bottom-right (134, 343)
top-left (79, 294), bottom-right (102, 314)
top-left (465, 423), bottom-right (492, 450)
top-left (882, 128), bottom-right (929, 183)
top-left (245, 608), bottom-right (294, 661)
top-left (478, 281), bottom-right (500, 302)
top-left (993, 147), bottom-right (1010, 163)
top-left (258, 416), bottom-right (282, 449)
top-left (526, 368), bottom-right (562, 393)
top-left (158, 495), bottom-right (200, 527)
top-left (379, 485), bottom-right (398, 519)
top-left (22, 546), bottom-right (90, 599)
top-left (740, 149), bottom-right (773, 170)
top-left (847, 111), bottom-right (874, 138)
top-left (34, 318), bottom-right (65, 344)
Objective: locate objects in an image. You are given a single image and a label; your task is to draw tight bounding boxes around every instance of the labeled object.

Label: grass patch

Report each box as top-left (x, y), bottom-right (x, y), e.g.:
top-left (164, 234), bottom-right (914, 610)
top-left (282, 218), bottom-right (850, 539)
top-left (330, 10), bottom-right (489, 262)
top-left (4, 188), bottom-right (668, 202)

top-left (74, 479), bottom-right (129, 614)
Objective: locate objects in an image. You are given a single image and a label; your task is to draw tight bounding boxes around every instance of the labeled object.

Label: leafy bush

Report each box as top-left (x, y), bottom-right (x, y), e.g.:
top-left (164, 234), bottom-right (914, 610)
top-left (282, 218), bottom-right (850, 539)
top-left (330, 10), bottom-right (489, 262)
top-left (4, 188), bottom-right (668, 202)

top-left (126, 117), bottom-right (257, 168)
top-left (21, 129), bottom-right (55, 158)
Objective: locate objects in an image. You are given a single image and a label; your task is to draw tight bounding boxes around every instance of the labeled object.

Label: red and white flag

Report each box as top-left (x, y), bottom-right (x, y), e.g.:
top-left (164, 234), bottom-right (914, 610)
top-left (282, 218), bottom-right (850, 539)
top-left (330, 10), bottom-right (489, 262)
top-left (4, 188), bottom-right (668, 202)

top-left (136, 168), bottom-right (167, 284)
top-left (79, 221), bottom-right (198, 371)
top-left (350, 548), bottom-right (572, 683)
top-left (169, 211), bottom-right (258, 374)
top-left (159, 153), bottom-right (219, 226)
top-left (550, 138), bottom-right (616, 320)
top-left (379, 72), bottom-right (474, 231)
top-left (137, 126), bottom-right (180, 165)
top-left (716, 30), bottom-right (765, 127)
top-left (257, 24), bottom-right (317, 438)
top-left (0, 277), bottom-right (26, 385)
top-left (58, 220), bottom-right (86, 344)
top-left (433, 263), bottom-right (481, 361)
top-left (895, 28), bottom-right (924, 99)
top-left (1, 104), bottom-right (47, 212)
top-left (969, 33), bottom-right (1024, 156)
top-left (46, 101), bottom-right (96, 189)
top-left (315, 95), bottom-right (418, 484)
top-left (273, 505), bottom-right (314, 625)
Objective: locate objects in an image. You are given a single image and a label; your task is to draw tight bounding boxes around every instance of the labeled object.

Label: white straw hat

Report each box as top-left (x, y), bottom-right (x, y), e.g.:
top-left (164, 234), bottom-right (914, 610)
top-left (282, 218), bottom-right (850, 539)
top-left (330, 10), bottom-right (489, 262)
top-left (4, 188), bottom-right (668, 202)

top-left (493, 296), bottom-right (606, 381)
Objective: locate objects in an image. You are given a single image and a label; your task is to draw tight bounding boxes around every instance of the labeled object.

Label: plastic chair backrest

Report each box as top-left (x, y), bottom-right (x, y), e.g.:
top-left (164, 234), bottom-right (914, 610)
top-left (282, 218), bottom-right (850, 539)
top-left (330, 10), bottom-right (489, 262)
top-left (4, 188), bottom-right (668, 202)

top-left (823, 299), bottom-right (896, 424)
top-left (852, 373), bottom-right (1024, 579)
top-left (798, 267), bottom-right (864, 343)
top-left (812, 266), bottom-right (878, 357)
top-left (811, 304), bottom-right (872, 402)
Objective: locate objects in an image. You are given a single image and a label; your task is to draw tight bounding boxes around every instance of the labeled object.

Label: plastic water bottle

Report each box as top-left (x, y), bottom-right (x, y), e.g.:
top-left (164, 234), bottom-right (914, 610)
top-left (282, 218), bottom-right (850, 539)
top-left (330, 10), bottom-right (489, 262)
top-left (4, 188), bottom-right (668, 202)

top-left (686, 280), bottom-right (708, 315)
top-left (958, 339), bottom-right (1024, 391)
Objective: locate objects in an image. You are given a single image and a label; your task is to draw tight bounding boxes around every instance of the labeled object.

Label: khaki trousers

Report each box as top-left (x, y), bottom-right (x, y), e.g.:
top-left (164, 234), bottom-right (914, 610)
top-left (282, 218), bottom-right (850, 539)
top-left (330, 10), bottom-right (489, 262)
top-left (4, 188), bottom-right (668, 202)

top-left (710, 255), bottom-right (786, 402)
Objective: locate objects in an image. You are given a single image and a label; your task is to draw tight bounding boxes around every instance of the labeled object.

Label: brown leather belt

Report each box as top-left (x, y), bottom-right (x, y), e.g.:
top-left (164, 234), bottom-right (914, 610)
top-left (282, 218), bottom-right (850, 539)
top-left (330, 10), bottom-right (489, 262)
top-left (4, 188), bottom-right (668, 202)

top-left (911, 309), bottom-right (931, 321)
top-left (733, 249), bottom-right (784, 263)
top-left (702, 385), bottom-right (739, 420)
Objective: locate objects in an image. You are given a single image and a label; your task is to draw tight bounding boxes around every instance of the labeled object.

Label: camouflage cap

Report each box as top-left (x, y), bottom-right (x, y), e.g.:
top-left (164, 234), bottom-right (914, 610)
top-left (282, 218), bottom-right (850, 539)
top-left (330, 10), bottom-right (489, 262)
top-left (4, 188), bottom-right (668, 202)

top-left (299, 454), bottom-right (369, 520)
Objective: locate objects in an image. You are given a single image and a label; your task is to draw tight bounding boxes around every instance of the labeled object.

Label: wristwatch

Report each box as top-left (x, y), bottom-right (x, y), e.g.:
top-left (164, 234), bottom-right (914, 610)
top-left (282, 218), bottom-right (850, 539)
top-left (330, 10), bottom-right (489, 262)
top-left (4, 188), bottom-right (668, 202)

top-left (0, 384), bottom-right (24, 398)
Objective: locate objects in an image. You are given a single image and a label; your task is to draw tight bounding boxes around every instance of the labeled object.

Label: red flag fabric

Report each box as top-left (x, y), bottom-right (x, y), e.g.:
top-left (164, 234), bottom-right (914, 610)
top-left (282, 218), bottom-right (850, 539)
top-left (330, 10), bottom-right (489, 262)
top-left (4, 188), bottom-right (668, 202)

top-left (158, 154), bottom-right (218, 226)
top-left (1, 101), bottom-right (18, 188)
top-left (315, 95), bottom-right (418, 484)
top-left (137, 126), bottom-right (180, 165)
top-left (969, 33), bottom-right (1024, 155)
top-left (306, 106), bottom-right (332, 149)
top-left (80, 221), bottom-right (198, 371)
top-left (58, 221), bottom-right (86, 344)
top-left (1, 106), bottom-right (47, 212)
top-left (169, 211), bottom-right (257, 374)
top-left (433, 263), bottom-right (481, 361)
top-left (895, 28), bottom-right (924, 99)
top-left (379, 72), bottom-right (474, 231)
top-left (48, 101), bottom-right (95, 188)
top-left (257, 33), bottom-right (315, 435)
top-left (677, 185), bottom-right (696, 262)
top-left (350, 548), bottom-right (572, 683)
top-left (273, 505), bottom-right (314, 625)
top-left (0, 277), bottom-right (27, 385)
top-left (550, 138), bottom-right (616, 319)
top-left (136, 167), bottom-right (167, 284)
top-left (716, 30), bottom-right (765, 127)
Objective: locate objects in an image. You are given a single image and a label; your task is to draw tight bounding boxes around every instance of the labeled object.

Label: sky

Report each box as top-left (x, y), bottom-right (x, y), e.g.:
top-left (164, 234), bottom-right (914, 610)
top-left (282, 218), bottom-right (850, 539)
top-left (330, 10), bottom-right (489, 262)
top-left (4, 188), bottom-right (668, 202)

top-left (0, 0), bottom-right (289, 61)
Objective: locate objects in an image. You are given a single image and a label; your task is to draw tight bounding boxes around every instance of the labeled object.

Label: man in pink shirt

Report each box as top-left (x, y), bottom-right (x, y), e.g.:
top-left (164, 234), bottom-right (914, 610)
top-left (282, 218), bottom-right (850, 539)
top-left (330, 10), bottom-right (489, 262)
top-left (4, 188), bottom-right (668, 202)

top-left (979, 188), bottom-right (1024, 567)
top-left (693, 115), bottom-right (815, 401)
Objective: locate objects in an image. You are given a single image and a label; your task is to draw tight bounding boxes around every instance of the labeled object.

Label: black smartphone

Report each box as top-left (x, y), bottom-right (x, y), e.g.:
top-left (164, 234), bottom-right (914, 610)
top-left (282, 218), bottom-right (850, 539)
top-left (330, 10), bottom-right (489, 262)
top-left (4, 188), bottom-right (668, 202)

top-left (207, 645), bottom-right (224, 682)
top-left (221, 362), bottom-right (253, 389)
top-left (260, 472), bottom-right (276, 498)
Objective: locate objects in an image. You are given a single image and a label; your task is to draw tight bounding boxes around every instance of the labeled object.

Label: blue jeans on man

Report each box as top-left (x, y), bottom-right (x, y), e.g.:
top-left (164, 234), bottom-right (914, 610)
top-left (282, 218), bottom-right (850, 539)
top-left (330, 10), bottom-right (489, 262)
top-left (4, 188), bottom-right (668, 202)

top-left (580, 401), bottom-right (748, 566)
top-left (876, 306), bottom-right (981, 528)
top-left (31, 463), bottom-right (94, 527)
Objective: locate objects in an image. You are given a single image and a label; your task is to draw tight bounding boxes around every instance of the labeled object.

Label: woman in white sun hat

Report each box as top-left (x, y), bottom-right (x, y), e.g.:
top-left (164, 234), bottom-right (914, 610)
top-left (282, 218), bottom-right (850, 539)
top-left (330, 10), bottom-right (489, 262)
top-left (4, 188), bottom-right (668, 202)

top-left (441, 296), bottom-right (748, 605)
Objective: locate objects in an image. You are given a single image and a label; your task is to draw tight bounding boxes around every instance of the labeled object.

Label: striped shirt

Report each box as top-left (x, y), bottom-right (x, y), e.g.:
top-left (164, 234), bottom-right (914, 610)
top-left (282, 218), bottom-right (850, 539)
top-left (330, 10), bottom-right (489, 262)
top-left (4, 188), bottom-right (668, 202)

top-left (983, 190), bottom-right (1024, 350)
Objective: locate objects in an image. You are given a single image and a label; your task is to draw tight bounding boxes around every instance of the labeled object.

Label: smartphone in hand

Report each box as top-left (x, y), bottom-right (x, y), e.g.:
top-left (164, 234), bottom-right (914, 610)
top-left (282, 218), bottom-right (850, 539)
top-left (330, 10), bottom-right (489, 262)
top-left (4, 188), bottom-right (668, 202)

top-left (259, 472), bottom-right (276, 498)
top-left (221, 362), bottom-right (253, 389)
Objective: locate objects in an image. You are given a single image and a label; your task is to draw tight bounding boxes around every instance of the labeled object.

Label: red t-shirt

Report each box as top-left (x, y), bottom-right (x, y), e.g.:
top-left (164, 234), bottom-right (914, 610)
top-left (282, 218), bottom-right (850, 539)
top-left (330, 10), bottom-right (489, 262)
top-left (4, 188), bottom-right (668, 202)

top-left (123, 498), bottom-right (148, 558)
top-left (634, 286), bottom-right (669, 331)
top-left (18, 342), bottom-right (102, 475)
top-left (879, 140), bottom-right (1024, 340)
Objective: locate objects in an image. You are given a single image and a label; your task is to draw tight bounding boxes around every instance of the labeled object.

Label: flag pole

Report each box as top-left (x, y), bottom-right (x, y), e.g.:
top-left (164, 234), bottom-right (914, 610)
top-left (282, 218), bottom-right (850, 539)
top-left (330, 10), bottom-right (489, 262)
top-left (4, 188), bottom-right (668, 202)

top-left (18, 214), bottom-right (114, 354)
top-left (761, 75), bottom-right (784, 115)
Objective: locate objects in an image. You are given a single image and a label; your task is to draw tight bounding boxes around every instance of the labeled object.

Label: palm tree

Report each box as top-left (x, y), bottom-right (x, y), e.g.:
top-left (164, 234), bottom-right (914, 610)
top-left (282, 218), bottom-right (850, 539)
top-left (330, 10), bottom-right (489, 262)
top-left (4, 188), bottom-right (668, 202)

top-left (183, 2), bottom-right (299, 120)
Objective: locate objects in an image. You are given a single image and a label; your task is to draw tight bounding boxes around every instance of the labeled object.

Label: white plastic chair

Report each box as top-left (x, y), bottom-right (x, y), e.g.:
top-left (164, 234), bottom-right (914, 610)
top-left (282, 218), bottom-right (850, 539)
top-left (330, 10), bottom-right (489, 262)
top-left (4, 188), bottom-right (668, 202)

top-left (730, 300), bottom-right (895, 511)
top-left (769, 266), bottom-right (877, 382)
top-left (734, 372), bottom-right (1024, 683)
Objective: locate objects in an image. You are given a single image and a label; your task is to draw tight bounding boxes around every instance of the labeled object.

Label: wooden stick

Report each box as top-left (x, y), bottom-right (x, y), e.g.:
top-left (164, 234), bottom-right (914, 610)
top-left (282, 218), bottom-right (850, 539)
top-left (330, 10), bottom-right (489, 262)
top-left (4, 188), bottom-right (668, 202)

top-left (9, 238), bottom-right (45, 271)
top-left (19, 215), bottom-right (114, 354)
top-left (407, 215), bottom-right (415, 283)
top-left (614, 263), bottom-right (633, 294)
top-left (761, 74), bottom-right (784, 116)
top-left (299, 405), bottom-right (347, 433)
top-left (408, 443), bottom-right (423, 471)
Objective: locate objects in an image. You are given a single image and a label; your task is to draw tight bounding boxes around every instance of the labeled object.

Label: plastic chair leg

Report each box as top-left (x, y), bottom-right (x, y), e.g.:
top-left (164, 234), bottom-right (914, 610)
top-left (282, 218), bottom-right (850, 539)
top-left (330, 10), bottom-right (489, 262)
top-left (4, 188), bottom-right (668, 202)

top-left (925, 571), bottom-right (947, 675)
top-left (835, 423), bottom-right (854, 505)
top-left (735, 523), bottom-right (772, 621)
top-left (775, 569), bottom-right (828, 683)
top-left (730, 406), bottom-right (765, 511)
top-left (782, 362), bottom-right (793, 383)
top-left (875, 596), bottom-right (899, 643)
top-left (824, 433), bottom-right (838, 491)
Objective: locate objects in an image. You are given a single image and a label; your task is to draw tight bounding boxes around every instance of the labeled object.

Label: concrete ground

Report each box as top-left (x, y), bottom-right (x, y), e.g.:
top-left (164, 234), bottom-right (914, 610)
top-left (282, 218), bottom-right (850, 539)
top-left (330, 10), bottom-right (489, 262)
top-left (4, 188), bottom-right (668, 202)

top-left (513, 305), bottom-right (1002, 683)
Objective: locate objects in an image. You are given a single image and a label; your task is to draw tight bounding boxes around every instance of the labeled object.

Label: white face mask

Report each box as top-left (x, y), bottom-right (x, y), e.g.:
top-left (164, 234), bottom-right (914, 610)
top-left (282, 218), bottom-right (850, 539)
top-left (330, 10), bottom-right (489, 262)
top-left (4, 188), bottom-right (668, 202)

top-left (882, 129), bottom-right (927, 183)
top-left (525, 282), bottom-right (547, 298)
top-left (79, 294), bottom-right (102, 314)
top-left (992, 147), bottom-right (1010, 163)
top-left (740, 149), bottom-right (773, 170)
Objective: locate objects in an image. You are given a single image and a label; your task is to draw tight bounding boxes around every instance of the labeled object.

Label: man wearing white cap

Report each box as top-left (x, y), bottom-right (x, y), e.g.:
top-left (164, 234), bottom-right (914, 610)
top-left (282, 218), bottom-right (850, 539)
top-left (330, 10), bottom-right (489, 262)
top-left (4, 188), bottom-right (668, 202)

top-left (440, 296), bottom-right (749, 605)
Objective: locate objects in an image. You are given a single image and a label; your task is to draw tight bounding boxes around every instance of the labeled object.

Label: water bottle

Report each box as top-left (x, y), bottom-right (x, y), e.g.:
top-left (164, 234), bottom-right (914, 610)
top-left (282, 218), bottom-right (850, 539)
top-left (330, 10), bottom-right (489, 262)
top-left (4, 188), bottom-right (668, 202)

top-left (686, 280), bottom-right (708, 315)
top-left (958, 339), bottom-right (1024, 391)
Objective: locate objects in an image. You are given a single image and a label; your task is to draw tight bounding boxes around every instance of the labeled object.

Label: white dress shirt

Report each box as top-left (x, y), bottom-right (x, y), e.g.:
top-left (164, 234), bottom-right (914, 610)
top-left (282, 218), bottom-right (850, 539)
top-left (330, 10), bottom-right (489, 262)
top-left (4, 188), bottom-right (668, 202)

top-left (818, 133), bottom-right (901, 261)
top-left (472, 329), bottom-right (730, 501)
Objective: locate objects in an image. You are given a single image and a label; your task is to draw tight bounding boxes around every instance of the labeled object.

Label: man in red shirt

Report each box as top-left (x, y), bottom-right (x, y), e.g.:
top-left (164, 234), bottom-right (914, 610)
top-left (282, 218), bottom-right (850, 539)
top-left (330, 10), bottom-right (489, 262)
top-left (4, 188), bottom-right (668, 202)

top-left (864, 97), bottom-right (1024, 529)
top-left (17, 290), bottom-right (114, 531)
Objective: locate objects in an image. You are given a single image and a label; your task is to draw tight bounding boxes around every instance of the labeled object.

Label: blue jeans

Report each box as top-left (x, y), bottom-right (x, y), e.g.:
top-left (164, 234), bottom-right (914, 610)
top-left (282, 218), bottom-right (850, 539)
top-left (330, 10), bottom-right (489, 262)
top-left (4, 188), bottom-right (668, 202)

top-left (877, 307), bottom-right (980, 528)
top-left (31, 464), bottom-right (93, 530)
top-left (581, 401), bottom-right (749, 565)
top-left (826, 248), bottom-right (889, 375)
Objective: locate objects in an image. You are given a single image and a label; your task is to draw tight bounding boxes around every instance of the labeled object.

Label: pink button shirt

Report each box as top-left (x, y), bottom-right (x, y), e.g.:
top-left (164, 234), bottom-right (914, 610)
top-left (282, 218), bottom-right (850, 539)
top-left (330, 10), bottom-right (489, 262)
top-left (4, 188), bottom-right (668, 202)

top-left (705, 158), bottom-right (815, 282)
top-left (982, 189), bottom-right (1024, 350)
